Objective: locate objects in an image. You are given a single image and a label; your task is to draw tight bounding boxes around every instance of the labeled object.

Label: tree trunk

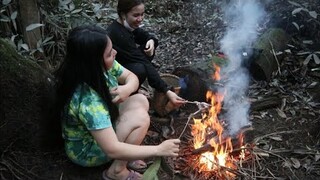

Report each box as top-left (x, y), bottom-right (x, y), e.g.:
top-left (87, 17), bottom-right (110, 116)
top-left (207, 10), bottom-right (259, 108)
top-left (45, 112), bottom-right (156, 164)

top-left (18, 0), bottom-right (41, 49)
top-left (0, 38), bottom-right (55, 152)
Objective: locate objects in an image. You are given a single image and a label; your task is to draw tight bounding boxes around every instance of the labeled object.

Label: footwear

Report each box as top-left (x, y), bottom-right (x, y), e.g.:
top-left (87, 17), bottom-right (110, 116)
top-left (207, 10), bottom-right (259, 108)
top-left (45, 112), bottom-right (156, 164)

top-left (102, 169), bottom-right (114, 180)
top-left (127, 160), bottom-right (148, 174)
top-left (102, 169), bottom-right (142, 180)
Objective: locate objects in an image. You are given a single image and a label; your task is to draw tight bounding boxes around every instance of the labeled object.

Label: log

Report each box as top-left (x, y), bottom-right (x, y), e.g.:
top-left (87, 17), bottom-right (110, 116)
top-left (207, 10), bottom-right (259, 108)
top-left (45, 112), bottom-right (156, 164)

top-left (191, 126), bottom-right (254, 155)
top-left (172, 28), bottom-right (290, 84)
top-left (250, 95), bottom-right (282, 111)
top-left (250, 28), bottom-right (290, 81)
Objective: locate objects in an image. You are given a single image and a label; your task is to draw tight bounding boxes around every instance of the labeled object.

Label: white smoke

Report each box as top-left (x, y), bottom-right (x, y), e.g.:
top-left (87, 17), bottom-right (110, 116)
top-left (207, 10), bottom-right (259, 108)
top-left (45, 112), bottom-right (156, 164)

top-left (219, 0), bottom-right (266, 135)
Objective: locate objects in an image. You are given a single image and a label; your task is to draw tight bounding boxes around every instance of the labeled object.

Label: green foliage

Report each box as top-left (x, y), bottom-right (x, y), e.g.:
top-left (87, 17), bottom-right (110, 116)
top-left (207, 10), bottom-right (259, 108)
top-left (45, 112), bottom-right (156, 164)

top-left (143, 157), bottom-right (161, 180)
top-left (39, 0), bottom-right (119, 69)
top-left (0, 0), bottom-right (119, 71)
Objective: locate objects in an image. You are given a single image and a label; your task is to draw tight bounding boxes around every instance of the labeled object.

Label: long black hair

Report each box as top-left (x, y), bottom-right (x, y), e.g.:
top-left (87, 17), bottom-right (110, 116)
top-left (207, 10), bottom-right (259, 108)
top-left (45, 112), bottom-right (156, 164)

top-left (55, 25), bottom-right (119, 123)
top-left (117, 0), bottom-right (144, 20)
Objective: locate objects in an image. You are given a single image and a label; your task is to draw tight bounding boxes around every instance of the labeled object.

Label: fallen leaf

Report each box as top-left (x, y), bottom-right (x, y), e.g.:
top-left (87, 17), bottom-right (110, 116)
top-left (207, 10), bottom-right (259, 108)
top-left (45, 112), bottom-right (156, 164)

top-left (143, 157), bottom-right (161, 180)
top-left (315, 153), bottom-right (320, 161)
top-left (307, 82), bottom-right (318, 88)
top-left (313, 54), bottom-right (320, 64)
top-left (309, 11), bottom-right (318, 19)
top-left (269, 135), bottom-right (283, 141)
top-left (162, 126), bottom-right (171, 139)
top-left (254, 152), bottom-right (270, 157)
top-left (147, 130), bottom-right (159, 138)
top-left (282, 160), bottom-right (292, 168)
top-left (290, 158), bottom-right (301, 169)
top-left (276, 108), bottom-right (287, 118)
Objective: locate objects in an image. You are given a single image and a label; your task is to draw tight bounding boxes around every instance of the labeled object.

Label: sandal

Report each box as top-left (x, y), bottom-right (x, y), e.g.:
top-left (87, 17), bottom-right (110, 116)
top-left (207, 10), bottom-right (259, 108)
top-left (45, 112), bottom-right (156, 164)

top-left (127, 160), bottom-right (148, 174)
top-left (102, 169), bottom-right (142, 180)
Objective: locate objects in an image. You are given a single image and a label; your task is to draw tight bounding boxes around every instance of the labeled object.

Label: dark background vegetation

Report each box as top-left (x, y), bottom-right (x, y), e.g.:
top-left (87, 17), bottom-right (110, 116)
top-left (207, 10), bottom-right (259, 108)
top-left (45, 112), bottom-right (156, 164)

top-left (0, 0), bottom-right (319, 179)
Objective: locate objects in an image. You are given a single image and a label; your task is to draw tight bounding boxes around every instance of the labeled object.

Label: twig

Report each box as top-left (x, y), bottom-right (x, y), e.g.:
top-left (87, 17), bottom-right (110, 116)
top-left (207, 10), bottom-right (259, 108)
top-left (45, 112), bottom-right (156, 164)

top-left (185, 100), bottom-right (211, 108)
top-left (178, 100), bottom-right (211, 139)
top-left (266, 168), bottom-right (276, 179)
top-left (253, 130), bottom-right (300, 144)
top-left (178, 109), bottom-right (202, 139)
top-left (59, 172), bottom-right (63, 180)
top-left (269, 39), bottom-right (281, 75)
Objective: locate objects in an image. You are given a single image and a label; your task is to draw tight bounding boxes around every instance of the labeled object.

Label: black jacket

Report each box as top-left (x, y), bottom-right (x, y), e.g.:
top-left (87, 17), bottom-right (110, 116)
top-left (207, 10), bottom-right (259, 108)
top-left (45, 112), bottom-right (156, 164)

top-left (107, 20), bottom-right (169, 93)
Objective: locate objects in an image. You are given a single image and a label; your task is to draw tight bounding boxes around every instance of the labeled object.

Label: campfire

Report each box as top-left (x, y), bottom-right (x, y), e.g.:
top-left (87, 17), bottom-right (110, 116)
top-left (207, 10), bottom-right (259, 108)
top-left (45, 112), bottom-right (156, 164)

top-left (175, 63), bottom-right (254, 180)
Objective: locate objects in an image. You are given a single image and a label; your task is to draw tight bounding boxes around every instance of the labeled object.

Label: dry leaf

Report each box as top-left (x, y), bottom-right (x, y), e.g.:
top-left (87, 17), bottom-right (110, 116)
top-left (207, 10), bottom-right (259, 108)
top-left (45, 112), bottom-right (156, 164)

top-left (276, 108), bottom-right (287, 118)
top-left (290, 157), bottom-right (301, 169)
top-left (313, 54), bottom-right (320, 64)
top-left (315, 153), bottom-right (320, 162)
top-left (269, 135), bottom-right (283, 141)
top-left (254, 152), bottom-right (270, 157)
top-left (307, 82), bottom-right (318, 88)
top-left (282, 160), bottom-right (292, 168)
top-left (162, 126), bottom-right (171, 139)
top-left (147, 130), bottom-right (159, 138)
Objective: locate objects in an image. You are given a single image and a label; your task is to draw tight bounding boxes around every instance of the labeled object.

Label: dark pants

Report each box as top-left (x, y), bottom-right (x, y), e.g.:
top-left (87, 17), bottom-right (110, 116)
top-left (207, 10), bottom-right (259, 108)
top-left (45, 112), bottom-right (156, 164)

top-left (124, 63), bottom-right (147, 86)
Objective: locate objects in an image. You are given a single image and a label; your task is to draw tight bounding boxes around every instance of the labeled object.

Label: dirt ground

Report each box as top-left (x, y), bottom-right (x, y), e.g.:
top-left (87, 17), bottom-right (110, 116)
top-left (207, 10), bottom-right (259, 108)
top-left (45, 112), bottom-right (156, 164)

top-left (1, 0), bottom-right (320, 179)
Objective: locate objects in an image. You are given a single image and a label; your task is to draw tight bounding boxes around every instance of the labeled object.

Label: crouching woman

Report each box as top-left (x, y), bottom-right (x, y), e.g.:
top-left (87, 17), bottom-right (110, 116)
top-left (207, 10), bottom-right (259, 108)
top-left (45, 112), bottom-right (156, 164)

top-left (55, 25), bottom-right (180, 180)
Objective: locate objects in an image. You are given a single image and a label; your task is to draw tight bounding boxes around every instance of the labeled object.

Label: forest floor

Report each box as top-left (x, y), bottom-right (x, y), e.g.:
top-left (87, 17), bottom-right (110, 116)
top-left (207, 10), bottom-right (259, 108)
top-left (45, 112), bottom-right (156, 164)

top-left (1, 0), bottom-right (320, 180)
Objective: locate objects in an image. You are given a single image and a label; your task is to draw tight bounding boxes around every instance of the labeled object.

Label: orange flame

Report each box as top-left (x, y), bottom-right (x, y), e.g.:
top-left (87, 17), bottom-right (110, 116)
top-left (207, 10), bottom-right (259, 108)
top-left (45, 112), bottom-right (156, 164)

top-left (191, 64), bottom-right (244, 175)
top-left (213, 63), bottom-right (221, 81)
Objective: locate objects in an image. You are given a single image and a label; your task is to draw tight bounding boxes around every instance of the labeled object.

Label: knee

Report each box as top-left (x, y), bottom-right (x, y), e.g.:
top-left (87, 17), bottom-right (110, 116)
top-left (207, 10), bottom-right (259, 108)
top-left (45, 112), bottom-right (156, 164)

top-left (133, 94), bottom-right (150, 126)
top-left (133, 93), bottom-right (149, 110)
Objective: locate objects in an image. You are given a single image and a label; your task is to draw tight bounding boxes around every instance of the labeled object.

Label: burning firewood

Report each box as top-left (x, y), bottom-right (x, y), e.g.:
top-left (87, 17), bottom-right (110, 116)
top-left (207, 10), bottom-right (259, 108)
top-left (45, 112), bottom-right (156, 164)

top-left (191, 125), bottom-right (254, 155)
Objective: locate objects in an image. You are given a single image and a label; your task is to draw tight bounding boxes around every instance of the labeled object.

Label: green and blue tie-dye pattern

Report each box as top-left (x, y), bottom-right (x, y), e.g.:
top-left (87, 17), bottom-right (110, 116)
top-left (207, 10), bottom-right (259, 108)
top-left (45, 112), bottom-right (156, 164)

top-left (62, 60), bottom-right (123, 167)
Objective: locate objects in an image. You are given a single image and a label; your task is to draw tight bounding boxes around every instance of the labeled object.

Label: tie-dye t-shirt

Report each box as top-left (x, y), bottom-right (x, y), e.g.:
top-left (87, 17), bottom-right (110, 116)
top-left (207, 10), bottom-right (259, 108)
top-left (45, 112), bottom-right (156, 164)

top-left (62, 60), bottom-right (123, 167)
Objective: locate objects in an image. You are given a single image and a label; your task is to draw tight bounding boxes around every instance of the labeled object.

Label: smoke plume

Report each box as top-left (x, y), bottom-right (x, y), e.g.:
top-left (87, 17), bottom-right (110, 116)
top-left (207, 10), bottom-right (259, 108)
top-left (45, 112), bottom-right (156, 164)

top-left (219, 0), bottom-right (266, 135)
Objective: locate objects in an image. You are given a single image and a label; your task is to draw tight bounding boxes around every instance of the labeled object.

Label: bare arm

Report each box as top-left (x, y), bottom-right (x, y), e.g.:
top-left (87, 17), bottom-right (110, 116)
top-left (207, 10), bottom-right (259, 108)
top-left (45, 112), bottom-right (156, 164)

top-left (90, 127), bottom-right (180, 160)
top-left (166, 90), bottom-right (186, 106)
top-left (110, 68), bottom-right (139, 103)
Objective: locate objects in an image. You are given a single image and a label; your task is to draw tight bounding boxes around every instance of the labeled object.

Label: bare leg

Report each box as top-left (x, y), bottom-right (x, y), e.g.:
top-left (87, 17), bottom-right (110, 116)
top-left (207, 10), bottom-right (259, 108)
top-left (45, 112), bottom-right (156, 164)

top-left (107, 94), bottom-right (149, 179)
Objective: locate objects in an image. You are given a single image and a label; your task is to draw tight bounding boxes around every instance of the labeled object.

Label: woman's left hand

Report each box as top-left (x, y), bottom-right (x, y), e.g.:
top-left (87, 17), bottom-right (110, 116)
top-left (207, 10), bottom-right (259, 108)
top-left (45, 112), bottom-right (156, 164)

top-left (144, 39), bottom-right (155, 56)
top-left (110, 85), bottom-right (131, 104)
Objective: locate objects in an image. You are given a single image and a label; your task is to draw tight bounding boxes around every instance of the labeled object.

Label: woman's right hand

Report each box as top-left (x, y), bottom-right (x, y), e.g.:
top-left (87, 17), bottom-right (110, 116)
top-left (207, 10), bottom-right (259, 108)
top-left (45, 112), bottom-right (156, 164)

top-left (144, 39), bottom-right (155, 57)
top-left (157, 139), bottom-right (180, 157)
top-left (166, 90), bottom-right (186, 107)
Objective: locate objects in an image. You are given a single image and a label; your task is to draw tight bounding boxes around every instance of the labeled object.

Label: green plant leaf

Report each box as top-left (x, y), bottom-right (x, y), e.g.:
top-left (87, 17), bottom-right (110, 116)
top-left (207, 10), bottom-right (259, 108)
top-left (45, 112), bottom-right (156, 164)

top-left (10, 10), bottom-right (17, 20)
top-left (20, 43), bottom-right (29, 51)
top-left (143, 157), bottom-right (161, 180)
top-left (42, 36), bottom-right (54, 44)
top-left (2, 0), bottom-right (11, 5)
top-left (0, 14), bottom-right (10, 22)
top-left (297, 51), bottom-right (311, 55)
top-left (26, 23), bottom-right (44, 31)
